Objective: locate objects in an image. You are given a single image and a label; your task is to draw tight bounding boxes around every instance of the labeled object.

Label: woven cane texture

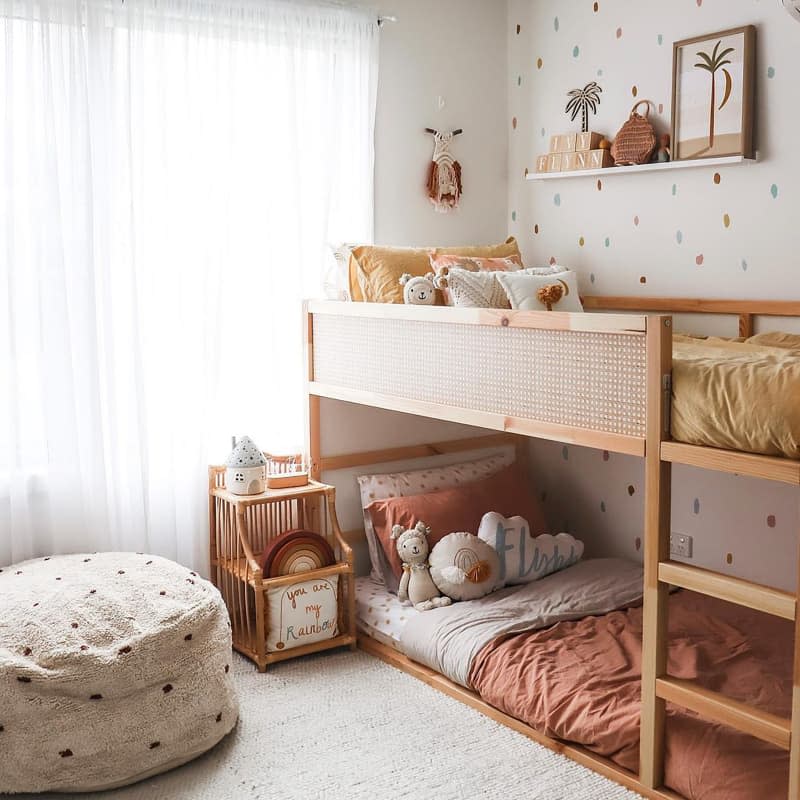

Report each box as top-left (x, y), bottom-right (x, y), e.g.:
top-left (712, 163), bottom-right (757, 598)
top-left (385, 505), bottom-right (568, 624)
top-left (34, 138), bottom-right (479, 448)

top-left (313, 313), bottom-right (646, 437)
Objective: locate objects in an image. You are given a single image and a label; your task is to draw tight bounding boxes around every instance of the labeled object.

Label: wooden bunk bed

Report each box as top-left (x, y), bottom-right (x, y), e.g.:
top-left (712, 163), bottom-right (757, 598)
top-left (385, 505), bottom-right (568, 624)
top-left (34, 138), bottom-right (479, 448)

top-left (304, 296), bottom-right (800, 800)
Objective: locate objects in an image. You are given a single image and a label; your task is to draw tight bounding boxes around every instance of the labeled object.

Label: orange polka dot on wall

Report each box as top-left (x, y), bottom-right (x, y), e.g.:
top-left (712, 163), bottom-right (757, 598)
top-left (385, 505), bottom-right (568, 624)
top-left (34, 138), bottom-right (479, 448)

top-left (537, 57), bottom-right (543, 69)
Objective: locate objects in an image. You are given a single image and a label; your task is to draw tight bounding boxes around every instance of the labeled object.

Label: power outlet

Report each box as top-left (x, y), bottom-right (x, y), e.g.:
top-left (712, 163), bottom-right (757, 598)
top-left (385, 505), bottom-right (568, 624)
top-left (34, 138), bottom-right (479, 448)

top-left (670, 532), bottom-right (693, 559)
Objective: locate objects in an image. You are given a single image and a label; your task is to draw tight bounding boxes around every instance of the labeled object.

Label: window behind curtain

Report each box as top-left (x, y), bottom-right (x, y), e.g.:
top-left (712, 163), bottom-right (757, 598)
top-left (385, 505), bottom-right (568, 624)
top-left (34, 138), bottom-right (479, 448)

top-left (0, 0), bottom-right (378, 568)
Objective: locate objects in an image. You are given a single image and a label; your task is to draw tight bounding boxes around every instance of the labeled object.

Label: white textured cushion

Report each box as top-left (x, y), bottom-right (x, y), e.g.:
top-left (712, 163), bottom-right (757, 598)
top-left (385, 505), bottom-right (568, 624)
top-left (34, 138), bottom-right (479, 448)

top-left (497, 269), bottom-right (583, 312)
top-left (521, 265), bottom-right (565, 276)
top-left (478, 512), bottom-right (584, 587)
top-left (0, 552), bottom-right (238, 794)
top-left (266, 574), bottom-right (339, 652)
top-left (429, 532), bottom-right (500, 601)
top-left (357, 451), bottom-right (514, 586)
top-left (445, 268), bottom-right (510, 308)
top-left (324, 243), bottom-right (355, 301)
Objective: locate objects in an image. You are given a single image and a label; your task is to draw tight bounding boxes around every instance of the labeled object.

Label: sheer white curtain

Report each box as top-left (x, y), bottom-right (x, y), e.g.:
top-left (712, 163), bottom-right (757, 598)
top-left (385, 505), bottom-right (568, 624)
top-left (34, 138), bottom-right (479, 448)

top-left (0, 0), bottom-right (378, 570)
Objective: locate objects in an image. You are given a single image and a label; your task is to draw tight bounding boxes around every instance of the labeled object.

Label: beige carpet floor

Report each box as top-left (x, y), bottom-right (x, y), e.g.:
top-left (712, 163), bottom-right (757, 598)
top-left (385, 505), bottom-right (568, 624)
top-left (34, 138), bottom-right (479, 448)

top-left (40, 649), bottom-right (643, 800)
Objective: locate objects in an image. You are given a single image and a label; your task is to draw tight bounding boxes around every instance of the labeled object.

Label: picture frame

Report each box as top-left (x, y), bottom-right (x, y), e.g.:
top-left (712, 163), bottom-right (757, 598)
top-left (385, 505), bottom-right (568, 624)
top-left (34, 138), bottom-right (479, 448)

top-left (671, 25), bottom-right (756, 161)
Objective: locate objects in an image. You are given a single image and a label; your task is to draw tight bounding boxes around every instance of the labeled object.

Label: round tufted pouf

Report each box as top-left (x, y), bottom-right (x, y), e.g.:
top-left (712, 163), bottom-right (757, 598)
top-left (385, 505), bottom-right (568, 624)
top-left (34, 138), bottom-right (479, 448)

top-left (0, 552), bottom-right (238, 793)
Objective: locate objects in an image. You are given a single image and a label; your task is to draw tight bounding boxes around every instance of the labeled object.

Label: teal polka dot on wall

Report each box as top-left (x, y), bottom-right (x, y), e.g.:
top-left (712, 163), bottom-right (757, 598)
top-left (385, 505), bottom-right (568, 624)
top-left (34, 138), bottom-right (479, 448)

top-left (554, 193), bottom-right (561, 206)
top-left (741, 258), bottom-right (748, 272)
top-left (573, 45), bottom-right (580, 58)
top-left (671, 183), bottom-right (677, 196)
top-left (657, 34), bottom-right (663, 45)
top-left (541, 127), bottom-right (546, 137)
top-left (604, 237), bottom-right (610, 247)
top-left (693, 498), bottom-right (700, 514)
top-left (767, 66), bottom-right (776, 79)
top-left (676, 230), bottom-right (683, 244)
top-left (554, 16), bottom-right (559, 32)
top-left (597, 68), bottom-right (604, 77)
top-left (771, 183), bottom-right (779, 199)
top-left (511, 210), bottom-right (517, 222)
top-left (590, 272), bottom-right (596, 283)
top-left (517, 75), bottom-right (522, 86)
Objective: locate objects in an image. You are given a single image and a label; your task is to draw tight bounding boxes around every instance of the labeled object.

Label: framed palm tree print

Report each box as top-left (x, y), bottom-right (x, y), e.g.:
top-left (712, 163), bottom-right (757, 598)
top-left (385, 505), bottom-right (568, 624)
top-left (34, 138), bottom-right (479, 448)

top-left (671, 26), bottom-right (756, 161)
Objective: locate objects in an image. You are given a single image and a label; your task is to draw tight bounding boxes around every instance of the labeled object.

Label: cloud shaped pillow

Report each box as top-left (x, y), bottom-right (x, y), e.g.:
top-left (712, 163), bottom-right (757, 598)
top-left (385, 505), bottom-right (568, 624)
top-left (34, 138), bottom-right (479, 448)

top-left (478, 512), bottom-right (583, 587)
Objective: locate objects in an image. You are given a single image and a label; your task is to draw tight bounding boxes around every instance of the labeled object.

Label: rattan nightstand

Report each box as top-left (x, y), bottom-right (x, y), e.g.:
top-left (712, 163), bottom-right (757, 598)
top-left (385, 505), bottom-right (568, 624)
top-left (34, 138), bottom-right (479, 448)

top-left (208, 467), bottom-right (356, 671)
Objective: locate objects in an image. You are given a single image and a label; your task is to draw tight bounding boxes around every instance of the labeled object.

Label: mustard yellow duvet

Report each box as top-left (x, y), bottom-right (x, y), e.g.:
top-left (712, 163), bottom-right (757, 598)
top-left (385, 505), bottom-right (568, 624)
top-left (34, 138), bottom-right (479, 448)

top-left (672, 332), bottom-right (800, 459)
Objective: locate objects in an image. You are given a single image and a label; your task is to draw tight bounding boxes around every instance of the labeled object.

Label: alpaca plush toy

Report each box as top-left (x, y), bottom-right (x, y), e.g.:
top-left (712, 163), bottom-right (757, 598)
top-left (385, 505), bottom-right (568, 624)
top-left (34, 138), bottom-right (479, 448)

top-left (399, 272), bottom-right (437, 305)
top-left (391, 522), bottom-right (452, 611)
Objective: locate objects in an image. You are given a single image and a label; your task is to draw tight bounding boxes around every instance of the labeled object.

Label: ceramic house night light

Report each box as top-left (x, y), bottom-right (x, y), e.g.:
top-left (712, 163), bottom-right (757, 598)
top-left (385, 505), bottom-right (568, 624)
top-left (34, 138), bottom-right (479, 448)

top-left (225, 436), bottom-right (267, 495)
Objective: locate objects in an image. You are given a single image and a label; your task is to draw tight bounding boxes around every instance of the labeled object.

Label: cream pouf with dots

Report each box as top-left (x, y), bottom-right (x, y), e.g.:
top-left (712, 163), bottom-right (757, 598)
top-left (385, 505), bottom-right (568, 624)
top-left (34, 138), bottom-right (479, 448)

top-left (0, 552), bottom-right (238, 794)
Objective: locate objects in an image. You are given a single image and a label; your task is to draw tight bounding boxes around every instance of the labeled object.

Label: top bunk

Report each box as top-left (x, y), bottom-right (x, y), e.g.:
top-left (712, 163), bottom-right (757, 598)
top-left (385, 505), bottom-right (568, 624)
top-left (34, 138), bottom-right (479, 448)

top-left (305, 297), bottom-right (800, 485)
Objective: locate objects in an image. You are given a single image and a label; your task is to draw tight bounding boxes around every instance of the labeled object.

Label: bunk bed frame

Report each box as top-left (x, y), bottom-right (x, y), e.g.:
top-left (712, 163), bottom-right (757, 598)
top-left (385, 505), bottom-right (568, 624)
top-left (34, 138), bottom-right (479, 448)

top-left (304, 296), bottom-right (800, 800)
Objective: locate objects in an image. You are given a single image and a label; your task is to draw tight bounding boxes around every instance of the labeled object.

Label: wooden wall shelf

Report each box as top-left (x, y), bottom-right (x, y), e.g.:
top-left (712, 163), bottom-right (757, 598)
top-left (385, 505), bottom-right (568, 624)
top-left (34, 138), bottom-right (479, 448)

top-left (526, 154), bottom-right (756, 182)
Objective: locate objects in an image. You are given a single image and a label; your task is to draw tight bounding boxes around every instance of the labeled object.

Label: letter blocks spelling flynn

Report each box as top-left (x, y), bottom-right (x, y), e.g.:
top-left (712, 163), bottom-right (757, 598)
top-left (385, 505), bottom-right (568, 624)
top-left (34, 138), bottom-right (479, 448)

top-left (208, 466), bottom-right (356, 671)
top-left (535, 130), bottom-right (613, 173)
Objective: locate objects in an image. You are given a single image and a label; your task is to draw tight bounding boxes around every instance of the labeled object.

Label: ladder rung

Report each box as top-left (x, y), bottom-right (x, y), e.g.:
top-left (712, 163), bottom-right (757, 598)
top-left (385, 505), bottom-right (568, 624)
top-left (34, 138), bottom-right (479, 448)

top-left (656, 677), bottom-right (791, 750)
top-left (658, 561), bottom-right (796, 621)
top-left (660, 441), bottom-right (800, 485)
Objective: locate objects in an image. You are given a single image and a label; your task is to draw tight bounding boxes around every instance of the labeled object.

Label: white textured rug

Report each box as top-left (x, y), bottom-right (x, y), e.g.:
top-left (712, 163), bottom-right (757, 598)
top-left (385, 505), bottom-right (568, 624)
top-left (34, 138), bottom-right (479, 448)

top-left (54, 650), bottom-right (643, 800)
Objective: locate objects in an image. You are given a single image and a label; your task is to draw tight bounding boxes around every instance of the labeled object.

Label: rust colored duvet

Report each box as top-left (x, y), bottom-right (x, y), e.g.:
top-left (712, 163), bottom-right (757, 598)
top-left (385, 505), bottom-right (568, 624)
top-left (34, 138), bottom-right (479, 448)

top-left (468, 590), bottom-right (791, 800)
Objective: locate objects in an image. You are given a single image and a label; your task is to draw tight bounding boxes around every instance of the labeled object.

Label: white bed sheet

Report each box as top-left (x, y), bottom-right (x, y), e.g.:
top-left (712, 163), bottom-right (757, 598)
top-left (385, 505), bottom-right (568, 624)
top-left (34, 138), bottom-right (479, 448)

top-left (355, 576), bottom-right (413, 652)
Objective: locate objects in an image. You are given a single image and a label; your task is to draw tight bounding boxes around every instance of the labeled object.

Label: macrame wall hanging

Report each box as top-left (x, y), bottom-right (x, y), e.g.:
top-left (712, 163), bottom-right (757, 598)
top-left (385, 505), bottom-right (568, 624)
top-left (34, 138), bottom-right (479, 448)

top-left (425, 127), bottom-right (463, 213)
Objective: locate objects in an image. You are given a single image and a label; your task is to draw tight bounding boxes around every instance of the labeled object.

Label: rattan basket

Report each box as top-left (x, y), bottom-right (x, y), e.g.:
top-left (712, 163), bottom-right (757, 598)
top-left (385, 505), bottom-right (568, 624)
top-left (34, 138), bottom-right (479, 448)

top-left (610, 101), bottom-right (657, 166)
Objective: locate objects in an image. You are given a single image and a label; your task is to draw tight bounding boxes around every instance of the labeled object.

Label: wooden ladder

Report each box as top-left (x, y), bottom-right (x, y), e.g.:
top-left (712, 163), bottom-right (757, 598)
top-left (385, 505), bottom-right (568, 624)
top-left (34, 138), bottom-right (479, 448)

top-left (639, 315), bottom-right (800, 797)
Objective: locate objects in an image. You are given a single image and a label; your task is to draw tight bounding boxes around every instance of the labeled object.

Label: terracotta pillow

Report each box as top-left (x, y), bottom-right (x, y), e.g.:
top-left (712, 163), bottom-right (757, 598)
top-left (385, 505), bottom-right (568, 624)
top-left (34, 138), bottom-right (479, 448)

top-left (348, 237), bottom-right (522, 304)
top-left (357, 451), bottom-right (515, 586)
top-left (367, 464), bottom-right (549, 592)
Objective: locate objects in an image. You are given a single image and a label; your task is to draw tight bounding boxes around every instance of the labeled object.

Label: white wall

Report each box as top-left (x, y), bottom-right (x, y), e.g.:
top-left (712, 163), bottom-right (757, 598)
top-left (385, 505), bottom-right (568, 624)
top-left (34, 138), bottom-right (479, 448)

top-left (372, 0), bottom-right (509, 246)
top-left (322, 0), bottom-right (512, 576)
top-left (508, 0), bottom-right (800, 590)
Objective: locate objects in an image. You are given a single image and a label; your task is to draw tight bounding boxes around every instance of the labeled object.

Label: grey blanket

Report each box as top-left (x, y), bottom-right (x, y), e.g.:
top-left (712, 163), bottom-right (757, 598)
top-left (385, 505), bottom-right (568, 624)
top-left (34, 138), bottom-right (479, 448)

top-left (400, 558), bottom-right (645, 688)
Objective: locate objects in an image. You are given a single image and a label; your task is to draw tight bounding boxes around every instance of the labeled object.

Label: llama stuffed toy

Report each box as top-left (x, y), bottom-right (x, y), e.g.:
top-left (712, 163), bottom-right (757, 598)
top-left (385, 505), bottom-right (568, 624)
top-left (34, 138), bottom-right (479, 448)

top-left (399, 272), bottom-right (437, 305)
top-left (391, 522), bottom-right (452, 611)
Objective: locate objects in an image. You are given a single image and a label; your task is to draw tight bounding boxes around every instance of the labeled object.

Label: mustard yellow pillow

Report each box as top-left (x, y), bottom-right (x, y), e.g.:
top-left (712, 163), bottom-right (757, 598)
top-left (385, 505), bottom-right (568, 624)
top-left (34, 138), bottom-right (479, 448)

top-left (348, 237), bottom-right (522, 304)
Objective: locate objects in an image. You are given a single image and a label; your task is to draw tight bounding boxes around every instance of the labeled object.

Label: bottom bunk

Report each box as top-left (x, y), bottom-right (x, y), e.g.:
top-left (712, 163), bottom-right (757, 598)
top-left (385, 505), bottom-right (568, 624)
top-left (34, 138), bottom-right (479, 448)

top-left (355, 569), bottom-right (792, 800)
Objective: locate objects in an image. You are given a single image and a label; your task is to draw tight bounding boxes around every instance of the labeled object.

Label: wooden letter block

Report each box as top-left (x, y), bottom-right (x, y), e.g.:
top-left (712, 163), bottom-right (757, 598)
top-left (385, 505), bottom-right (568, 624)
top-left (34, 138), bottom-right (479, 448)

top-left (587, 149), bottom-right (613, 169)
top-left (562, 152), bottom-right (590, 171)
top-left (546, 153), bottom-right (563, 172)
top-left (549, 133), bottom-right (577, 154)
top-left (536, 155), bottom-right (549, 173)
top-left (576, 132), bottom-right (603, 152)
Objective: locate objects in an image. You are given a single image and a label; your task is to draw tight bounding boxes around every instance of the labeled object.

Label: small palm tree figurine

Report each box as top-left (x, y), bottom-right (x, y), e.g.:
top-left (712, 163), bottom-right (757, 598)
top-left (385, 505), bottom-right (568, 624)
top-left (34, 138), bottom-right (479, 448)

top-left (565, 82), bottom-right (602, 133)
top-left (695, 40), bottom-right (735, 151)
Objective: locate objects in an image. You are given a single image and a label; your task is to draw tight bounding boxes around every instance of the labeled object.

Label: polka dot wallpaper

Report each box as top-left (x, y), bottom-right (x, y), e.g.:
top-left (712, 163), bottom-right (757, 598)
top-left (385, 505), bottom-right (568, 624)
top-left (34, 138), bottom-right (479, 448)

top-left (508, 0), bottom-right (800, 591)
